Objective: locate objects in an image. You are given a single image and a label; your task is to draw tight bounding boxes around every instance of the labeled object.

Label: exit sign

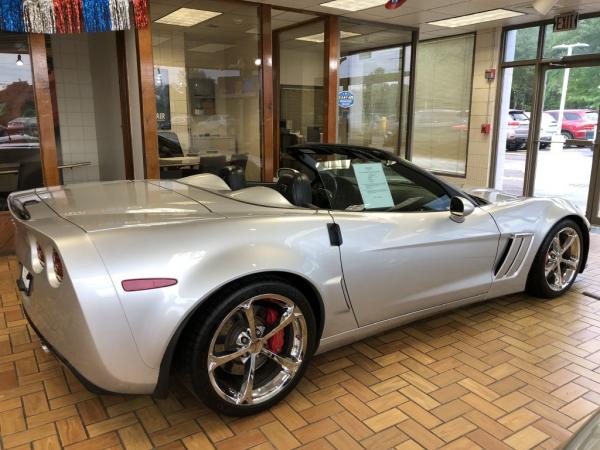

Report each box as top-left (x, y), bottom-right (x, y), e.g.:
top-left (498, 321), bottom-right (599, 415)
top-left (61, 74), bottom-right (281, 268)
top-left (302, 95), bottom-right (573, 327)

top-left (554, 12), bottom-right (579, 32)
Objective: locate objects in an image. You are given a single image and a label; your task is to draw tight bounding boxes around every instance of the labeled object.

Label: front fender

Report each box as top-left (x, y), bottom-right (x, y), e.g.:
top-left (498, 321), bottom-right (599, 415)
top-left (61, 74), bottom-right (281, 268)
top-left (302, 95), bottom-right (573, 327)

top-left (484, 197), bottom-right (589, 298)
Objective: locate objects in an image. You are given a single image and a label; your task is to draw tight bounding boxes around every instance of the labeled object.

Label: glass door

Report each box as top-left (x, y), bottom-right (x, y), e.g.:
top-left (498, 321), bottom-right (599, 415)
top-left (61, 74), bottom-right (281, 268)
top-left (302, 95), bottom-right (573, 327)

top-left (590, 131), bottom-right (600, 225)
top-left (531, 64), bottom-right (600, 217)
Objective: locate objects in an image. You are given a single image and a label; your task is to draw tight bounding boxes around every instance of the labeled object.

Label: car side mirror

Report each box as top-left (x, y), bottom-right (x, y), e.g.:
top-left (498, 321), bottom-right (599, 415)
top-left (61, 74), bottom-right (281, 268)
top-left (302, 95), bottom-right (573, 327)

top-left (450, 196), bottom-right (475, 223)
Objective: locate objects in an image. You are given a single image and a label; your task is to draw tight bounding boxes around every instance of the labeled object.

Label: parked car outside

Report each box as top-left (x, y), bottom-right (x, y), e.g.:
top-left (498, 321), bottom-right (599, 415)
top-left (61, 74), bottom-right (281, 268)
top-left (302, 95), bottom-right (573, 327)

top-left (7, 117), bottom-right (38, 137)
top-left (540, 112), bottom-right (559, 149)
top-left (506, 110), bottom-right (529, 151)
top-left (546, 109), bottom-right (598, 141)
top-left (506, 111), bottom-right (559, 151)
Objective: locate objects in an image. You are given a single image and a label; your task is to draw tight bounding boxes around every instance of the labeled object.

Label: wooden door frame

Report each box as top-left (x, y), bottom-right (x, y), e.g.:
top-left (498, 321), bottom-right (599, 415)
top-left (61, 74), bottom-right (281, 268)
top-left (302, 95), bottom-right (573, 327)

top-left (324, 16), bottom-right (339, 144)
top-left (29, 33), bottom-right (59, 187)
top-left (116, 31), bottom-right (135, 180)
top-left (260, 5), bottom-right (275, 182)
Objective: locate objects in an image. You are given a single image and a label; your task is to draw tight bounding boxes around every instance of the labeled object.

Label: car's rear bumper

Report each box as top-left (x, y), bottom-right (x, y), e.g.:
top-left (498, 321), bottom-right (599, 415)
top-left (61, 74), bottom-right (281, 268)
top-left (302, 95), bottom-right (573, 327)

top-left (22, 307), bottom-right (118, 395)
top-left (19, 281), bottom-right (158, 395)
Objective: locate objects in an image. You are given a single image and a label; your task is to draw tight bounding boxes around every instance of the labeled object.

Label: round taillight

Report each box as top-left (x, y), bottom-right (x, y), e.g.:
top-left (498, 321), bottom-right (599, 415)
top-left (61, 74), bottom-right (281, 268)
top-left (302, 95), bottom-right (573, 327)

top-left (52, 249), bottom-right (63, 282)
top-left (37, 244), bottom-right (45, 267)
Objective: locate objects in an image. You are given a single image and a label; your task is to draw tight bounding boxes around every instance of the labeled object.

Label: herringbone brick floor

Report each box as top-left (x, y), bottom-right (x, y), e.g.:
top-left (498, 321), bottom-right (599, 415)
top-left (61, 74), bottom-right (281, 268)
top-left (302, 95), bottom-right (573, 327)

top-left (1, 235), bottom-right (600, 449)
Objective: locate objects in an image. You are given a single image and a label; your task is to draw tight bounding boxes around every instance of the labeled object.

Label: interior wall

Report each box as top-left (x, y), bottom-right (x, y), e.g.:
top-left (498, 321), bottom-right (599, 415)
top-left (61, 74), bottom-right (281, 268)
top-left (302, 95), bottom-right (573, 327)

top-left (52, 33), bottom-right (125, 183)
top-left (89, 33), bottom-right (126, 181)
top-left (51, 34), bottom-right (101, 183)
top-left (439, 28), bottom-right (501, 189)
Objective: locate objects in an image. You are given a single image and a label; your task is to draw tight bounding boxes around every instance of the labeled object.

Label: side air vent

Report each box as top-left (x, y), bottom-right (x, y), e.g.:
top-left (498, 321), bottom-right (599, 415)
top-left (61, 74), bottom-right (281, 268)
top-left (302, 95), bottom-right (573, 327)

top-left (494, 233), bottom-right (534, 280)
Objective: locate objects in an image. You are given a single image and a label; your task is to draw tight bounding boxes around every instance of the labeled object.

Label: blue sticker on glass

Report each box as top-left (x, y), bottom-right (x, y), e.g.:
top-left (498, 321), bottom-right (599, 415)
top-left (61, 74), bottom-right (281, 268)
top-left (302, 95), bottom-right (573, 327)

top-left (338, 91), bottom-right (354, 109)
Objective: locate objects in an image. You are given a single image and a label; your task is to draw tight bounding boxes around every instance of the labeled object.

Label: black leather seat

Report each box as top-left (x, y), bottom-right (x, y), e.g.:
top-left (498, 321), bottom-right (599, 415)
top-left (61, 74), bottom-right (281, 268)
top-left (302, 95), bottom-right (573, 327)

top-left (219, 165), bottom-right (246, 191)
top-left (275, 170), bottom-right (312, 208)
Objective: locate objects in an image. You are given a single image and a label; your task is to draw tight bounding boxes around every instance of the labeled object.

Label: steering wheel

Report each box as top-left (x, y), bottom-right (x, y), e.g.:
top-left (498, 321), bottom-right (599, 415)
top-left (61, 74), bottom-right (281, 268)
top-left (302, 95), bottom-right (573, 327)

top-left (318, 171), bottom-right (338, 198)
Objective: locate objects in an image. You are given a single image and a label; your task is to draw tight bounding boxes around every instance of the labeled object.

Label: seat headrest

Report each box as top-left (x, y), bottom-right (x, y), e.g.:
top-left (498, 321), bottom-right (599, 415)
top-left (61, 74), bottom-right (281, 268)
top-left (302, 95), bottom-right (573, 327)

top-left (219, 165), bottom-right (246, 191)
top-left (276, 170), bottom-right (312, 207)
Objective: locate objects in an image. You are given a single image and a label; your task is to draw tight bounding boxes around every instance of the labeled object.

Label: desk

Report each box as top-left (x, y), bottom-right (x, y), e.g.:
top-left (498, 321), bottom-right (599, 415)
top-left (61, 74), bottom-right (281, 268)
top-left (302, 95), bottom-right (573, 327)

top-left (0, 164), bottom-right (18, 176)
top-left (159, 156), bottom-right (201, 168)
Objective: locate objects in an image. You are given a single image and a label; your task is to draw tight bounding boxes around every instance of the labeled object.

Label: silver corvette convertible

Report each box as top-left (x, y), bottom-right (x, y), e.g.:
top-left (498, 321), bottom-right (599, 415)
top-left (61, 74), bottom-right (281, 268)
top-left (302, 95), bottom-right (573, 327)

top-left (9, 144), bottom-right (589, 416)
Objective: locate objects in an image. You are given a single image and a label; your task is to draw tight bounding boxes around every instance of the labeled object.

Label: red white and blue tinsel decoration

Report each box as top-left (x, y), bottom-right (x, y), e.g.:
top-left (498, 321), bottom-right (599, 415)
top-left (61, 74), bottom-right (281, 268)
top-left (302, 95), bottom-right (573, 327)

top-left (0, 0), bottom-right (147, 33)
top-left (385, 0), bottom-right (407, 9)
top-left (0, 0), bottom-right (26, 32)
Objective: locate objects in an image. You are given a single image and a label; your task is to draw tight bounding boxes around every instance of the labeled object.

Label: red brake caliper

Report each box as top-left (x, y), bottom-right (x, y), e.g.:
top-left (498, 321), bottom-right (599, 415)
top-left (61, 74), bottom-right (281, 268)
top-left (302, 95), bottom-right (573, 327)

top-left (264, 308), bottom-right (284, 354)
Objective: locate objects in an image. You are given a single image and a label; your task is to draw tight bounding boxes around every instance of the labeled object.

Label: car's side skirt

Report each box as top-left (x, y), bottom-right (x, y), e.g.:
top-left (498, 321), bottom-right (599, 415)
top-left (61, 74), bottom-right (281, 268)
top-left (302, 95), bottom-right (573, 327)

top-left (316, 292), bottom-right (492, 355)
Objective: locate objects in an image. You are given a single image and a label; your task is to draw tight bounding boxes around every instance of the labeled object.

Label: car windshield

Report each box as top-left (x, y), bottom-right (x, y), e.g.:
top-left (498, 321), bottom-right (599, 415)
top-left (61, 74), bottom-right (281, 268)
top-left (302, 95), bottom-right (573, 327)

top-left (586, 112), bottom-right (598, 123)
top-left (510, 112), bottom-right (529, 121)
top-left (285, 149), bottom-right (452, 212)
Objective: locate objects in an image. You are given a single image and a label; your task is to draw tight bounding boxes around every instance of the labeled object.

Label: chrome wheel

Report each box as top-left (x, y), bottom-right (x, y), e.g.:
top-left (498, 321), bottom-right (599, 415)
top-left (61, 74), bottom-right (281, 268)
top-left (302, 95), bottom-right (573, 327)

top-left (207, 294), bottom-right (307, 406)
top-left (545, 227), bottom-right (581, 292)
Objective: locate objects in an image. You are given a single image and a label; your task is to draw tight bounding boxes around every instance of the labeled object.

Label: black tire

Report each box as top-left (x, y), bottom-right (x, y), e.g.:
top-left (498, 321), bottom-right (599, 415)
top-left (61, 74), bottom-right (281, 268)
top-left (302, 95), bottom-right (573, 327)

top-left (562, 131), bottom-right (574, 147)
top-left (526, 219), bottom-right (583, 299)
top-left (183, 279), bottom-right (317, 416)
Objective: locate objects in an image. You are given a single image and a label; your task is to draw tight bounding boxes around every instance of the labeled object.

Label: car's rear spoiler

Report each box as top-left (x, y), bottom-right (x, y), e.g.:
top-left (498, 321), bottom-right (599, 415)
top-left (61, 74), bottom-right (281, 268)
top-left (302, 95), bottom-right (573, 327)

top-left (8, 193), bottom-right (39, 221)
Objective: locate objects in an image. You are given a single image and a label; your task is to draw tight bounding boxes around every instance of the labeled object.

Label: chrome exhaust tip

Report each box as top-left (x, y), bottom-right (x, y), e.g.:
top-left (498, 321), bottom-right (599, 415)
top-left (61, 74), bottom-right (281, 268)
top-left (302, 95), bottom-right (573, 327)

top-left (40, 343), bottom-right (50, 354)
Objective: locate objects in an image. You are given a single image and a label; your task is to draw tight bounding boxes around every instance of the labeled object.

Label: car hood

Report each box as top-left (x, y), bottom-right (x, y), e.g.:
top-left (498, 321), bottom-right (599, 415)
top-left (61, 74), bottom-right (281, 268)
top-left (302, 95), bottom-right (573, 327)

top-left (35, 180), bottom-right (220, 232)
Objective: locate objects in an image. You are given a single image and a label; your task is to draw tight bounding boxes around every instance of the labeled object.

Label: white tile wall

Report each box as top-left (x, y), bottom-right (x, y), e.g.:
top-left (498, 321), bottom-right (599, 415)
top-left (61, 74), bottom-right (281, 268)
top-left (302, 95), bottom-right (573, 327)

top-left (52, 34), bottom-right (100, 184)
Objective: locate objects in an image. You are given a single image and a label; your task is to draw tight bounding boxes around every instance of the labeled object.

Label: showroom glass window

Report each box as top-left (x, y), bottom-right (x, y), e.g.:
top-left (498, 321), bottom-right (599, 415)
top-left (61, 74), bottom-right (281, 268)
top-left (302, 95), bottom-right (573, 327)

top-left (411, 34), bottom-right (475, 176)
top-left (337, 19), bottom-right (413, 156)
top-left (0, 33), bottom-right (43, 211)
top-left (150, 1), bottom-right (263, 181)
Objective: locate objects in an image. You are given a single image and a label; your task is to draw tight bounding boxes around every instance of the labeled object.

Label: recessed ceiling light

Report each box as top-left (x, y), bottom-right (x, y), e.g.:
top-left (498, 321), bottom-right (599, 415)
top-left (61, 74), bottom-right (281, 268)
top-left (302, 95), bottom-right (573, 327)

top-left (189, 43), bottom-right (235, 53)
top-left (320, 0), bottom-right (387, 12)
top-left (156, 8), bottom-right (222, 27)
top-left (428, 9), bottom-right (524, 28)
top-left (297, 31), bottom-right (361, 43)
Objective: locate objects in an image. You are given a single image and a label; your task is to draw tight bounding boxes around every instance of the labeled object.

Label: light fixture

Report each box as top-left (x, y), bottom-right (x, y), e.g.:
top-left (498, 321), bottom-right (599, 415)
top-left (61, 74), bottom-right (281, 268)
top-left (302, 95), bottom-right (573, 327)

top-left (320, 0), bottom-right (387, 11)
top-left (428, 9), bottom-right (525, 28)
top-left (189, 43), bottom-right (235, 53)
top-left (296, 31), bottom-right (361, 43)
top-left (532, 0), bottom-right (560, 15)
top-left (254, 58), bottom-right (262, 66)
top-left (156, 8), bottom-right (221, 27)
top-left (16, 54), bottom-right (23, 66)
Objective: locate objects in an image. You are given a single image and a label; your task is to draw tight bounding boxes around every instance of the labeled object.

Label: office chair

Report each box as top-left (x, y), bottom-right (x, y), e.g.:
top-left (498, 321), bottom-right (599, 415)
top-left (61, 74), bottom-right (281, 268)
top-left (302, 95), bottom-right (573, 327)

top-left (199, 155), bottom-right (227, 176)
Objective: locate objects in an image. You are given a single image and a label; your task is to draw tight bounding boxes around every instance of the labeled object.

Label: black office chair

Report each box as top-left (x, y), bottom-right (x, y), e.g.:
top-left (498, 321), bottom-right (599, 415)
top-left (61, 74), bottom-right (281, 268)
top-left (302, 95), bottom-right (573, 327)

top-left (158, 132), bottom-right (184, 158)
top-left (280, 131), bottom-right (299, 152)
top-left (199, 155), bottom-right (227, 176)
top-left (161, 169), bottom-right (183, 179)
top-left (306, 127), bottom-right (321, 143)
top-left (229, 154), bottom-right (248, 171)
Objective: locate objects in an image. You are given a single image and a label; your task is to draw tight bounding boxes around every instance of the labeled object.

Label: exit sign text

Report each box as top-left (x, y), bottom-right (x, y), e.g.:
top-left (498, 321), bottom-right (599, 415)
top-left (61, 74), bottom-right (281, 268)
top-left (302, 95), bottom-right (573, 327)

top-left (554, 12), bottom-right (579, 32)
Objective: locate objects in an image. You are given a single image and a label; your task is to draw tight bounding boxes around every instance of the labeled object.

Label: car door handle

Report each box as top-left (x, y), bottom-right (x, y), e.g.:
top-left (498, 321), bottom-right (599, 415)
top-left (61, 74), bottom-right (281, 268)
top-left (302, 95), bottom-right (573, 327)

top-left (327, 223), bottom-right (343, 247)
